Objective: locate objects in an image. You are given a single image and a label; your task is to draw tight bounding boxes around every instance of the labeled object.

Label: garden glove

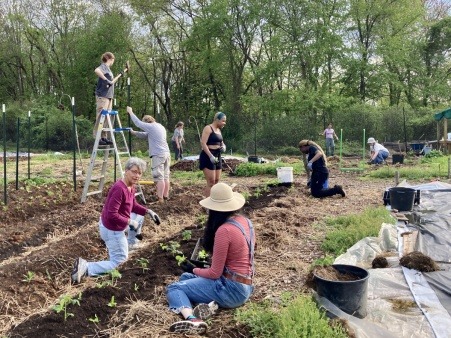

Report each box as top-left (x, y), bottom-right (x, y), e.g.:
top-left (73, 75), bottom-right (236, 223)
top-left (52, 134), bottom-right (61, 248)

top-left (220, 144), bottom-right (226, 153)
top-left (307, 162), bottom-right (313, 171)
top-left (128, 219), bottom-right (139, 231)
top-left (209, 155), bottom-right (218, 164)
top-left (180, 261), bottom-right (196, 274)
top-left (147, 209), bottom-right (161, 225)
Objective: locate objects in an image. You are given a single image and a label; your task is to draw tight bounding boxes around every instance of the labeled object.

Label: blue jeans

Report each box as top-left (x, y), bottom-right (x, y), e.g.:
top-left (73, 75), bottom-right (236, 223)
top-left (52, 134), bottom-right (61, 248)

top-left (325, 138), bottom-right (335, 156)
top-left (86, 221), bottom-right (129, 276)
top-left (372, 151), bottom-right (389, 164)
top-left (127, 212), bottom-right (144, 245)
top-left (166, 272), bottom-right (254, 313)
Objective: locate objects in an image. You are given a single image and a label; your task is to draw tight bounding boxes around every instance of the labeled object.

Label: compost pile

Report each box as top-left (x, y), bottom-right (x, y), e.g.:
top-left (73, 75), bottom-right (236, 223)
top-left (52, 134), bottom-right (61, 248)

top-left (399, 251), bottom-right (440, 272)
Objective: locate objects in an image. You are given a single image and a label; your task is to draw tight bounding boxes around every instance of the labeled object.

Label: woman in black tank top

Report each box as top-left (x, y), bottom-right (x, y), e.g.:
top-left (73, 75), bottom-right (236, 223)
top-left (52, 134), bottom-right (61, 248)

top-left (199, 112), bottom-right (227, 197)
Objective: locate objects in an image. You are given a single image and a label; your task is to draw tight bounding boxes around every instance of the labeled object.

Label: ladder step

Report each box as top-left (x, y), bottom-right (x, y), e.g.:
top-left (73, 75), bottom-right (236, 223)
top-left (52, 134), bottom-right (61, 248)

top-left (86, 190), bottom-right (102, 196)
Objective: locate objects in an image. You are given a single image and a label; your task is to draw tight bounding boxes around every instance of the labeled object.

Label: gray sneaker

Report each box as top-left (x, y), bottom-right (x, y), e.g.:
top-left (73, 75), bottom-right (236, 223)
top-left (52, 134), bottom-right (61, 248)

top-left (71, 257), bottom-right (88, 284)
top-left (193, 301), bottom-right (218, 320)
top-left (169, 318), bottom-right (208, 334)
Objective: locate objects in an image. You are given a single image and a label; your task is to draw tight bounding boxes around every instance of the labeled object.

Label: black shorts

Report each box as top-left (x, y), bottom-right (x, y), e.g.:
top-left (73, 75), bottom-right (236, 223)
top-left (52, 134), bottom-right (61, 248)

top-left (199, 149), bottom-right (222, 170)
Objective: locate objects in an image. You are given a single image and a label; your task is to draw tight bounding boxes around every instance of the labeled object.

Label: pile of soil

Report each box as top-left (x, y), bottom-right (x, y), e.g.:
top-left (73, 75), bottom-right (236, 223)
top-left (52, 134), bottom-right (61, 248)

top-left (313, 266), bottom-right (362, 281)
top-left (399, 251), bottom-right (440, 272)
top-left (372, 256), bottom-right (389, 268)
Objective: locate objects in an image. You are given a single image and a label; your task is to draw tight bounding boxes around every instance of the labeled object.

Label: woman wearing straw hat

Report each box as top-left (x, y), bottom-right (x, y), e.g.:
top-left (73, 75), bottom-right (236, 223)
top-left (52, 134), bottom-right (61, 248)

top-left (299, 140), bottom-right (346, 198)
top-left (166, 182), bottom-right (255, 334)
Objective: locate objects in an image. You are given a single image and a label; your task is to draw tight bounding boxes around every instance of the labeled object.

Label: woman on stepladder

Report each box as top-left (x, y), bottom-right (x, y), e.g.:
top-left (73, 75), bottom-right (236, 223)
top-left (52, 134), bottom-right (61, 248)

top-left (199, 112), bottom-right (227, 197)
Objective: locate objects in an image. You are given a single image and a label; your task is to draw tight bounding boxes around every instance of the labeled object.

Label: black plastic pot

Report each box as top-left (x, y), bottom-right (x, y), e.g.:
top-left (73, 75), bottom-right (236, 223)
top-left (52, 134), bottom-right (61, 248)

top-left (389, 187), bottom-right (416, 211)
top-left (314, 264), bottom-right (369, 318)
top-left (392, 154), bottom-right (404, 164)
top-left (248, 156), bottom-right (261, 163)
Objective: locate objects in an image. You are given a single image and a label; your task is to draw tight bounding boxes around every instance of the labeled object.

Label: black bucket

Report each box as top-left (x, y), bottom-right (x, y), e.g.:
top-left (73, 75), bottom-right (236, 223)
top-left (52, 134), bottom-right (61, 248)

top-left (389, 187), bottom-right (415, 211)
top-left (314, 264), bottom-right (369, 318)
top-left (392, 154), bottom-right (404, 164)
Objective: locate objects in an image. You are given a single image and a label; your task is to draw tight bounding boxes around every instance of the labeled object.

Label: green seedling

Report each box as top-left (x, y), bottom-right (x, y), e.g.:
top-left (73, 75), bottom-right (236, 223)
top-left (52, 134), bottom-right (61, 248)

top-left (134, 283), bottom-right (139, 291)
top-left (108, 295), bottom-right (117, 308)
top-left (175, 255), bottom-right (186, 266)
top-left (182, 230), bottom-right (192, 241)
top-left (160, 241), bottom-right (182, 255)
top-left (198, 249), bottom-right (209, 260)
top-left (136, 257), bottom-right (149, 272)
top-left (22, 271), bottom-right (35, 283)
top-left (52, 293), bottom-right (82, 321)
top-left (108, 269), bottom-right (122, 286)
top-left (88, 314), bottom-right (100, 323)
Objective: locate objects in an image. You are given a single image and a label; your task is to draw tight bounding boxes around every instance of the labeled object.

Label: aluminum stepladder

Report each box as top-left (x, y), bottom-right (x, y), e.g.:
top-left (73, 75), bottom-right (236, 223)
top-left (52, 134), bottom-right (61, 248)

top-left (81, 109), bottom-right (146, 203)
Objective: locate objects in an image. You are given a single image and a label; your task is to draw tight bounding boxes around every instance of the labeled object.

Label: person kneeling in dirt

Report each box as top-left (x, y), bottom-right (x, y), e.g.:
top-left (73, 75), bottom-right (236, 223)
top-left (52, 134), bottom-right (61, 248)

top-left (299, 139), bottom-right (346, 198)
top-left (166, 182), bottom-right (255, 334)
top-left (71, 157), bottom-right (161, 284)
top-left (367, 137), bottom-right (389, 165)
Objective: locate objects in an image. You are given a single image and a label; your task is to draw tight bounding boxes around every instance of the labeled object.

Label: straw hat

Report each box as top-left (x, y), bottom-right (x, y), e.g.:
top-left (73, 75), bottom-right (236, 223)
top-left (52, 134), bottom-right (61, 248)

top-left (199, 183), bottom-right (245, 212)
top-left (367, 137), bottom-right (376, 144)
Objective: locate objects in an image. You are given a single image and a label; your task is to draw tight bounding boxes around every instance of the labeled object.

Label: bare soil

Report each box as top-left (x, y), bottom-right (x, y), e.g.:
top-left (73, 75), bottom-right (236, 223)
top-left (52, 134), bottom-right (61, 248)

top-left (0, 159), bottom-right (394, 337)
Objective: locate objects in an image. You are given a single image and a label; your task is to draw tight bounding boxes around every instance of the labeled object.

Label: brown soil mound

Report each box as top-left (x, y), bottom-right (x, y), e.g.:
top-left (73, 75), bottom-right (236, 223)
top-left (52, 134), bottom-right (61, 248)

top-left (313, 266), bottom-right (361, 281)
top-left (399, 251), bottom-right (440, 272)
top-left (372, 256), bottom-right (389, 268)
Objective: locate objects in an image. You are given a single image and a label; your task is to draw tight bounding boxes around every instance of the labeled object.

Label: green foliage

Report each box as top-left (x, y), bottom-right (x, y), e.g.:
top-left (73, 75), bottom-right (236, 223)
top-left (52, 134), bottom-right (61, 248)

top-left (175, 255), bottom-right (186, 266)
top-left (52, 293), bottom-right (82, 321)
top-left (136, 257), bottom-right (149, 272)
top-left (320, 207), bottom-right (395, 256)
top-left (182, 230), bottom-right (192, 241)
top-left (88, 314), bottom-right (100, 323)
top-left (22, 271), bottom-right (35, 283)
top-left (108, 296), bottom-right (117, 308)
top-left (235, 294), bottom-right (348, 338)
top-left (160, 241), bottom-right (182, 255)
top-left (368, 155), bottom-right (450, 180)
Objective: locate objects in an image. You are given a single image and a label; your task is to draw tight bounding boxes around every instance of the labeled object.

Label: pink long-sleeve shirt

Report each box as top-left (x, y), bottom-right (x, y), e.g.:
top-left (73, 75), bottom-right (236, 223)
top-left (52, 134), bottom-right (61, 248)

top-left (101, 180), bottom-right (147, 231)
top-left (194, 215), bottom-right (255, 279)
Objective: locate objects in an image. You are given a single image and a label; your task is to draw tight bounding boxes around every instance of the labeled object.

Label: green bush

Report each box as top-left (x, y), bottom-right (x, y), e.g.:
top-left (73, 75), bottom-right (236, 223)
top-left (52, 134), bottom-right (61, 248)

top-left (235, 294), bottom-right (348, 338)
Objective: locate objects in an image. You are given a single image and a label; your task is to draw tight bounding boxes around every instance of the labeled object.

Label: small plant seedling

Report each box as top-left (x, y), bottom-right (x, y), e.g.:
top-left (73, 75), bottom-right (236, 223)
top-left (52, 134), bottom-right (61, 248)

top-left (136, 257), bottom-right (149, 272)
top-left (182, 230), bottom-right (192, 241)
top-left (198, 249), bottom-right (209, 260)
top-left (160, 241), bottom-right (182, 255)
top-left (108, 296), bottom-right (117, 308)
top-left (175, 255), bottom-right (186, 266)
top-left (108, 269), bottom-right (122, 286)
top-left (22, 271), bottom-right (35, 283)
top-left (88, 314), bottom-right (100, 323)
top-left (134, 283), bottom-right (139, 291)
top-left (52, 293), bottom-right (82, 321)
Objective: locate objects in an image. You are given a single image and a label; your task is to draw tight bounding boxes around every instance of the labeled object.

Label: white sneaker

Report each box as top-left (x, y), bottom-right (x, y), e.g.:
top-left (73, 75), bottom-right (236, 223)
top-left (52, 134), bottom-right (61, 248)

top-left (193, 301), bottom-right (218, 320)
top-left (71, 257), bottom-right (88, 284)
top-left (169, 318), bottom-right (208, 334)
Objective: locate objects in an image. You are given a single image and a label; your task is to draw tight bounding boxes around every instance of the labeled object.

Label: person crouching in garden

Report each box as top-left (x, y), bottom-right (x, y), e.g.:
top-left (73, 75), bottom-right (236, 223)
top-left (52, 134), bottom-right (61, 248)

top-left (299, 139), bottom-right (346, 198)
top-left (166, 182), bottom-right (255, 334)
top-left (71, 157), bottom-right (161, 284)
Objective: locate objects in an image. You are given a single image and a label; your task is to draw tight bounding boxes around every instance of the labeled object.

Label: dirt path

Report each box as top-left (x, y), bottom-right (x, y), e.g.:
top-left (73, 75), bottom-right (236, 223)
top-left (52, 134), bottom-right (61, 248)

top-left (0, 165), bottom-right (392, 337)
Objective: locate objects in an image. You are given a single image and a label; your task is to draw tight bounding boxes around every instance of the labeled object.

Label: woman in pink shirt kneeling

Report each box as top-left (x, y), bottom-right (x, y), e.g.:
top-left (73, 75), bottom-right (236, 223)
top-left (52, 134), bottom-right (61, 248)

top-left (166, 182), bottom-right (255, 334)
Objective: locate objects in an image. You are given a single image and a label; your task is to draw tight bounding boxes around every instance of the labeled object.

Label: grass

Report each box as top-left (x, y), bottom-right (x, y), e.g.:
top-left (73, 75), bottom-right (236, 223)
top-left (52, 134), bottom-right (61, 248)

top-left (366, 154), bottom-right (451, 180)
top-left (235, 293), bottom-right (348, 338)
top-left (234, 161), bottom-right (302, 177)
top-left (318, 207), bottom-right (395, 257)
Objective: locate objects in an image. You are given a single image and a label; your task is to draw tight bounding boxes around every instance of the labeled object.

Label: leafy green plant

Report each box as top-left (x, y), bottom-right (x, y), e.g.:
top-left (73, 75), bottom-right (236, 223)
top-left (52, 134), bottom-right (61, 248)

top-left (88, 314), bottom-right (100, 323)
top-left (134, 283), bottom-right (139, 291)
top-left (136, 257), bottom-right (149, 272)
top-left (175, 255), bottom-right (186, 266)
top-left (235, 293), bottom-right (348, 338)
top-left (22, 271), bottom-right (35, 283)
top-left (108, 269), bottom-right (122, 286)
top-left (160, 241), bottom-right (182, 255)
top-left (108, 296), bottom-right (117, 308)
top-left (52, 293), bottom-right (82, 321)
top-left (182, 230), bottom-right (192, 241)
top-left (198, 249), bottom-right (209, 260)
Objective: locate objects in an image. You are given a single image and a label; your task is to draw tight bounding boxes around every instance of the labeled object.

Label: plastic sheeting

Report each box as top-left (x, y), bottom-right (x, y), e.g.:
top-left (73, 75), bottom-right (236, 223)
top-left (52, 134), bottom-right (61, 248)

top-left (323, 181), bottom-right (451, 338)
